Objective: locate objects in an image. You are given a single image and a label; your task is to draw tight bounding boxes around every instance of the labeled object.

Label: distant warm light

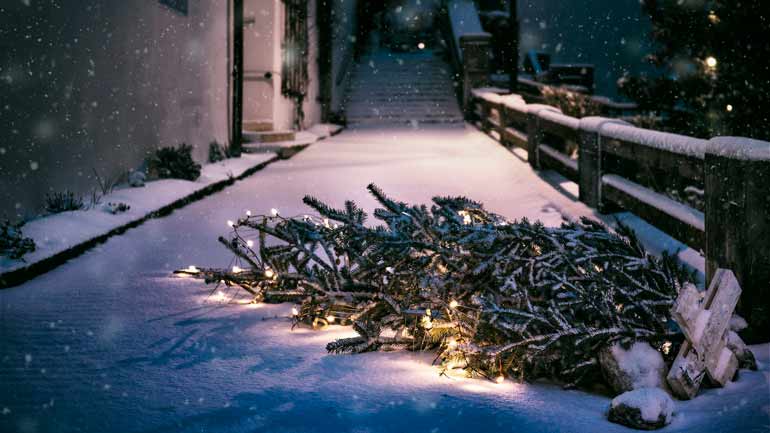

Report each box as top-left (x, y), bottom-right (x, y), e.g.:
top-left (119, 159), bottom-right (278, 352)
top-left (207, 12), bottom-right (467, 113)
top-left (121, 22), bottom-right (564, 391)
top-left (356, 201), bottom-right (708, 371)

top-left (449, 300), bottom-right (459, 309)
top-left (417, 42), bottom-right (425, 50)
top-left (726, 104), bottom-right (733, 112)
top-left (264, 268), bottom-right (275, 278)
top-left (326, 315), bottom-right (336, 323)
top-left (495, 375), bottom-right (505, 384)
top-left (708, 11), bottom-right (720, 24)
top-left (705, 56), bottom-right (717, 68)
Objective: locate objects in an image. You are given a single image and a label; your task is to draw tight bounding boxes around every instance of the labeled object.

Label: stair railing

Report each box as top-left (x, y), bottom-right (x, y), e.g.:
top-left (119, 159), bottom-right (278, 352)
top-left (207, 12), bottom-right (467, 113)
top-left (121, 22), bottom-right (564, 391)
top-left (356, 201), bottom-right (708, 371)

top-left (439, 0), bottom-right (492, 114)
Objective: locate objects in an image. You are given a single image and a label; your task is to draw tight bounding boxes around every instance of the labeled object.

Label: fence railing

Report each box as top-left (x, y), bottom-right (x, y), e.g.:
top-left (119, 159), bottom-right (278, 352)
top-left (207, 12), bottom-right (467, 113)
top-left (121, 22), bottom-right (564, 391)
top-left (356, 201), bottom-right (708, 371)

top-left (470, 88), bottom-right (770, 340)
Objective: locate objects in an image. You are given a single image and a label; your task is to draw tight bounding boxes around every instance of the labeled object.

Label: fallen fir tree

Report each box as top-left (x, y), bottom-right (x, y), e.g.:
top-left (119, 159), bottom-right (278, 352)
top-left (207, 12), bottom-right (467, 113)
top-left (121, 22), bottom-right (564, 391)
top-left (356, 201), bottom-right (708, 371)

top-left (180, 185), bottom-right (692, 388)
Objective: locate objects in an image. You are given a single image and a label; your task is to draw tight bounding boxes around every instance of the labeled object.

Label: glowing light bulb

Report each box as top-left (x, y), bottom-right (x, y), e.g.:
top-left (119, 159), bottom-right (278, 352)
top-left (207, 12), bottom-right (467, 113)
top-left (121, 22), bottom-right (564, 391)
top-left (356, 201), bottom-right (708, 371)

top-left (326, 315), bottom-right (335, 324)
top-left (662, 341), bottom-right (672, 355)
top-left (449, 300), bottom-right (459, 309)
top-left (417, 42), bottom-right (425, 50)
top-left (264, 268), bottom-right (275, 278)
top-left (245, 210), bottom-right (252, 216)
top-left (421, 315), bottom-right (433, 329)
top-left (246, 240), bottom-right (254, 247)
top-left (705, 56), bottom-right (717, 68)
top-left (227, 220), bottom-right (235, 227)
top-left (458, 210), bottom-right (472, 225)
top-left (726, 104), bottom-right (733, 112)
top-left (270, 208), bottom-right (279, 216)
top-left (495, 375), bottom-right (505, 384)
top-left (291, 307), bottom-right (299, 316)
top-left (232, 265), bottom-right (243, 274)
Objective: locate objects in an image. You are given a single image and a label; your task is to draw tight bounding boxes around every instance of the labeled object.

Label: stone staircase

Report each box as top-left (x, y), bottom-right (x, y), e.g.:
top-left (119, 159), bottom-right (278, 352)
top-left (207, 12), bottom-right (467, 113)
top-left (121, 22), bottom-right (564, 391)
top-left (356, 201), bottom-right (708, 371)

top-left (343, 49), bottom-right (464, 126)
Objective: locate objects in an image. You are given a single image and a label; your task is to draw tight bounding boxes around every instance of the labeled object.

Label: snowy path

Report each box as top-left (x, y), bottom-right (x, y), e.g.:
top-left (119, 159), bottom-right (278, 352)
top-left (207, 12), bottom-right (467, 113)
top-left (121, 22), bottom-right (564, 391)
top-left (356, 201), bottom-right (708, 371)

top-left (1, 126), bottom-right (768, 433)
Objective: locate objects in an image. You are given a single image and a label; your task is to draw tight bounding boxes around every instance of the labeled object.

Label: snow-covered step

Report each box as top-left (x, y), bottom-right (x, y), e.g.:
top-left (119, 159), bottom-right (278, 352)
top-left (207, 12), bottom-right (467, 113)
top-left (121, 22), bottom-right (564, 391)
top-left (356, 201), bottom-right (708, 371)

top-left (243, 130), bottom-right (296, 143)
top-left (343, 48), bottom-right (462, 126)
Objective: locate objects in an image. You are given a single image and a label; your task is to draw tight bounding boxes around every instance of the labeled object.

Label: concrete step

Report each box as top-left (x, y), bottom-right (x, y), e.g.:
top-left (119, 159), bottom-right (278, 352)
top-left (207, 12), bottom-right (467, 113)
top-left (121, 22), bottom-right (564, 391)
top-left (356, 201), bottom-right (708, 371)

top-left (242, 119), bottom-right (273, 132)
top-left (243, 130), bottom-right (295, 143)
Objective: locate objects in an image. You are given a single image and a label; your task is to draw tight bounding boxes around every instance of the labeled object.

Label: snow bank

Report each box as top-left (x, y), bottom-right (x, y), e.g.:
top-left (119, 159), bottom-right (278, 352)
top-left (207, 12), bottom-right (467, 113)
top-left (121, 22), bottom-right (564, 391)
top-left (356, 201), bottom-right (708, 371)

top-left (708, 136), bottom-right (770, 161)
top-left (579, 116), bottom-right (630, 133)
top-left (611, 388), bottom-right (674, 424)
top-left (603, 174), bottom-right (705, 231)
top-left (526, 104), bottom-right (560, 116)
top-left (470, 87), bottom-right (508, 103)
top-left (538, 109), bottom-right (580, 130)
top-left (610, 342), bottom-right (666, 390)
top-left (600, 122), bottom-right (709, 159)
top-left (0, 153), bottom-right (278, 279)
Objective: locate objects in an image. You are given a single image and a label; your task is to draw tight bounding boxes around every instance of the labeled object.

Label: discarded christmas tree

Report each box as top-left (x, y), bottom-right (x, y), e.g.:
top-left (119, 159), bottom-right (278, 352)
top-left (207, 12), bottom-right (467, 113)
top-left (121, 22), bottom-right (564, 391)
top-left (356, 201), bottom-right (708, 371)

top-left (181, 185), bottom-right (692, 388)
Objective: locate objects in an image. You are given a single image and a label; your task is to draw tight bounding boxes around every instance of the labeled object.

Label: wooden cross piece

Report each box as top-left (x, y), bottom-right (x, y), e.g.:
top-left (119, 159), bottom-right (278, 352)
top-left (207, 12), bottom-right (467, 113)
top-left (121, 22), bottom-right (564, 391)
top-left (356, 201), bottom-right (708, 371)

top-left (667, 269), bottom-right (742, 400)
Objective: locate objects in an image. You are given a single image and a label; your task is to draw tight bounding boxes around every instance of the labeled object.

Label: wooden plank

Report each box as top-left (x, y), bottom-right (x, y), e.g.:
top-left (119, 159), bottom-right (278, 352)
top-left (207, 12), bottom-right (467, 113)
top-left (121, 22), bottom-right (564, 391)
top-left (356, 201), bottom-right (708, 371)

top-left (539, 116), bottom-right (579, 143)
top-left (501, 127), bottom-right (527, 150)
top-left (539, 144), bottom-right (578, 182)
top-left (602, 137), bottom-right (703, 183)
top-left (667, 270), bottom-right (741, 399)
top-left (705, 144), bottom-right (770, 342)
top-left (602, 175), bottom-right (705, 250)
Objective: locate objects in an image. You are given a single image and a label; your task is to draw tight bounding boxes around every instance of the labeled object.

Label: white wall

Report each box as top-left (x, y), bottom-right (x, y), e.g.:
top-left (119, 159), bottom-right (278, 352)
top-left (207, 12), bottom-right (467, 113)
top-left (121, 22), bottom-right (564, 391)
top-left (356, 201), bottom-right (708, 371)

top-left (243, 0), bottom-right (323, 131)
top-left (244, 0), bottom-right (278, 123)
top-left (0, 0), bottom-right (229, 219)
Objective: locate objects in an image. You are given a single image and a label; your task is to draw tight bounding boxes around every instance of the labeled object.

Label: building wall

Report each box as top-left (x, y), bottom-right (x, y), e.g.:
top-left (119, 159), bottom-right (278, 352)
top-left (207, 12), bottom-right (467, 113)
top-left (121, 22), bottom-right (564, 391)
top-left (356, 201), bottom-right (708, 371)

top-left (518, 0), bottom-right (656, 98)
top-left (0, 0), bottom-right (230, 220)
top-left (243, 0), bottom-right (324, 131)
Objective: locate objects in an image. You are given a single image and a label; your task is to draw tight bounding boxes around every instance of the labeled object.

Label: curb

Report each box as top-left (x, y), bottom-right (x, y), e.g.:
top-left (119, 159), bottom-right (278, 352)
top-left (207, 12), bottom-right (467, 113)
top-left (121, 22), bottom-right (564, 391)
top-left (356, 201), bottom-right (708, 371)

top-left (0, 146), bottom-right (307, 289)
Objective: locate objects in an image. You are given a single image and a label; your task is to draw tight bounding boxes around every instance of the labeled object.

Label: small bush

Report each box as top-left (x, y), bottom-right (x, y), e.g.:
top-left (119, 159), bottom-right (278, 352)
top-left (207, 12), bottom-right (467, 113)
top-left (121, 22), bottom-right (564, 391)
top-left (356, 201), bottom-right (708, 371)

top-left (45, 190), bottom-right (84, 213)
top-left (104, 202), bottom-right (131, 214)
top-left (208, 141), bottom-right (233, 163)
top-left (148, 143), bottom-right (201, 181)
top-left (541, 86), bottom-right (602, 118)
top-left (0, 220), bottom-right (35, 260)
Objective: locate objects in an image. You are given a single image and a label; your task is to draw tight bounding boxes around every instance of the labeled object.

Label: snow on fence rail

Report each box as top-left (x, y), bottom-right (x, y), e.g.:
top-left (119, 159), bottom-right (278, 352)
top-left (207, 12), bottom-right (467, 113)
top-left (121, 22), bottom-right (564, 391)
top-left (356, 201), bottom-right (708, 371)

top-left (469, 88), bottom-right (770, 336)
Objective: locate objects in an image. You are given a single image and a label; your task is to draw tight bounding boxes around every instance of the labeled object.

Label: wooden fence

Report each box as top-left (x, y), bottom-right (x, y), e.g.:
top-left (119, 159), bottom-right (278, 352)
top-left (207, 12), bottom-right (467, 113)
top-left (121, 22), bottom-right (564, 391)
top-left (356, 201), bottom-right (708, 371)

top-left (469, 88), bottom-right (770, 340)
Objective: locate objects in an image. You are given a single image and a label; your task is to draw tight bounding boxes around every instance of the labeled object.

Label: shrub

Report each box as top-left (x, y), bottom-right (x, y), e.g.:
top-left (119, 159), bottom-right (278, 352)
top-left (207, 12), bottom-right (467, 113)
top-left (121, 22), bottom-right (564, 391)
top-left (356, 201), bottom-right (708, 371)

top-left (0, 220), bottom-right (35, 260)
top-left (45, 190), bottom-right (84, 213)
top-left (104, 202), bottom-right (131, 214)
top-left (541, 86), bottom-right (603, 118)
top-left (148, 143), bottom-right (201, 181)
top-left (208, 141), bottom-right (233, 163)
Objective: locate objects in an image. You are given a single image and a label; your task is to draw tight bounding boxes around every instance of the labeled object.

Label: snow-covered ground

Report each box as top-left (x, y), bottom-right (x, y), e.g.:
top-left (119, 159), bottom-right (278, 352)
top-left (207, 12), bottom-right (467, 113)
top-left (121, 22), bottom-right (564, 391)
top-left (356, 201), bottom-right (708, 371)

top-left (1, 125), bottom-right (768, 432)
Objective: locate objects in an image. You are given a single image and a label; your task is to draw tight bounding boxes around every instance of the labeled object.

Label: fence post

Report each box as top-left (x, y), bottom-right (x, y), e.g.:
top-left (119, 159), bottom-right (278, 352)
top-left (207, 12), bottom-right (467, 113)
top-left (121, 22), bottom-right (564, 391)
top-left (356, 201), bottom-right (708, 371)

top-left (526, 105), bottom-right (560, 169)
top-left (577, 117), bottom-right (629, 210)
top-left (526, 111), bottom-right (542, 169)
top-left (705, 137), bottom-right (770, 342)
top-left (459, 33), bottom-right (491, 115)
